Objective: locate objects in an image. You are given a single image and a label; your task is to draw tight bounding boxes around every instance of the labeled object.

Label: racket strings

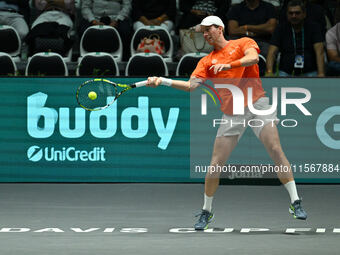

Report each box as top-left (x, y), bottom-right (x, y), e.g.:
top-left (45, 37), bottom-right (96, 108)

top-left (77, 80), bottom-right (117, 110)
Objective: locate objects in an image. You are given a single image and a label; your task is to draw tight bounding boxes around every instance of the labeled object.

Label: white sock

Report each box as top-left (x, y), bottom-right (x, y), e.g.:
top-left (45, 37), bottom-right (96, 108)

top-left (202, 193), bottom-right (213, 212)
top-left (284, 181), bottom-right (299, 203)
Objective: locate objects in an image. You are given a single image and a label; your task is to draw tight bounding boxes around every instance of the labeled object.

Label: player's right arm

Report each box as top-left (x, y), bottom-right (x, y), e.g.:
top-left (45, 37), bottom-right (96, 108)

top-left (147, 55), bottom-right (206, 91)
top-left (146, 77), bottom-right (202, 92)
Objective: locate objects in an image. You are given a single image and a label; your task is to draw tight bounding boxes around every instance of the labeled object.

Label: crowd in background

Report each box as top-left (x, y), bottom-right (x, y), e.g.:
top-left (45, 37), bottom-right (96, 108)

top-left (1, 0), bottom-right (340, 76)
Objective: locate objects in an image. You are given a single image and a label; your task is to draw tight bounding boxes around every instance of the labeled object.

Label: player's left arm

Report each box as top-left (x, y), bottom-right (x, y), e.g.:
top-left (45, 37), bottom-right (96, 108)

top-left (313, 42), bottom-right (325, 77)
top-left (209, 47), bottom-right (259, 74)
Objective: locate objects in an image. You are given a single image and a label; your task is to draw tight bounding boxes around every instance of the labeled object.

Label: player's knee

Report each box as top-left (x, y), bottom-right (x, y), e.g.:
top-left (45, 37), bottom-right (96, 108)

top-left (268, 143), bottom-right (283, 157)
top-left (206, 164), bottom-right (223, 178)
top-left (206, 169), bottom-right (221, 178)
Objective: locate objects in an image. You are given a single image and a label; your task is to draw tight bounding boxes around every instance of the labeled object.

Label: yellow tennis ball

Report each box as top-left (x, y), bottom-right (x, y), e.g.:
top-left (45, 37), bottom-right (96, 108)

top-left (88, 91), bottom-right (97, 100)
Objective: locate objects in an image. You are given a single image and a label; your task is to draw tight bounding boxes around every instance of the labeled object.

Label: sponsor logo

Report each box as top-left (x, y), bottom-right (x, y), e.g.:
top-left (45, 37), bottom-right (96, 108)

top-left (27, 145), bottom-right (43, 162)
top-left (27, 93), bottom-right (180, 150)
top-left (27, 146), bottom-right (106, 162)
top-left (316, 106), bottom-right (340, 149)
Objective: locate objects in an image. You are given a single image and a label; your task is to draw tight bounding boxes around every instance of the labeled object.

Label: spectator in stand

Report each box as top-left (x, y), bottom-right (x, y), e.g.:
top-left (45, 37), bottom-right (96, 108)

top-left (309, 0), bottom-right (335, 29)
top-left (266, 0), bottom-right (325, 77)
top-left (25, 0), bottom-right (75, 56)
top-left (32, 0), bottom-right (75, 29)
top-left (227, 0), bottom-right (277, 57)
top-left (0, 0), bottom-right (29, 39)
top-left (326, 22), bottom-right (340, 75)
top-left (335, 0), bottom-right (340, 24)
top-left (280, 0), bottom-right (327, 36)
top-left (132, 0), bottom-right (176, 32)
top-left (177, 0), bottom-right (229, 31)
top-left (80, 0), bottom-right (132, 61)
top-left (230, 0), bottom-right (280, 9)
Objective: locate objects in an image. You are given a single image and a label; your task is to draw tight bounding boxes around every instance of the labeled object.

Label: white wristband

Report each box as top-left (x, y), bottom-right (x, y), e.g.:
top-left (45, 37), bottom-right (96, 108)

top-left (160, 77), bottom-right (172, 87)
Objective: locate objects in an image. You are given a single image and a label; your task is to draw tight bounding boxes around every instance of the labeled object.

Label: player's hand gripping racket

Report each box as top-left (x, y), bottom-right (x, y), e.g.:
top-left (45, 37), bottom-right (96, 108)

top-left (76, 78), bottom-right (147, 111)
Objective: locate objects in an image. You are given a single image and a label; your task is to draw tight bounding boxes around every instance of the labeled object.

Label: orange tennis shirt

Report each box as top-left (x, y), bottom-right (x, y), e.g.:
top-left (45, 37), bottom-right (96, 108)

top-left (191, 37), bottom-right (265, 115)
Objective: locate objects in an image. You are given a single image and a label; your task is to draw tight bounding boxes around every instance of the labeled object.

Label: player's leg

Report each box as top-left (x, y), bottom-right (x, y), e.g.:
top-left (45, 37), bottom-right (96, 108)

top-left (259, 123), bottom-right (293, 183)
top-left (205, 135), bottom-right (239, 196)
top-left (259, 123), bottom-right (307, 220)
top-left (195, 135), bottom-right (238, 230)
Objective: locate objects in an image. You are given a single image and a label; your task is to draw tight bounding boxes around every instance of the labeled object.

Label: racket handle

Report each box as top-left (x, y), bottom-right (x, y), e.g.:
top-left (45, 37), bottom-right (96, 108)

top-left (134, 80), bottom-right (148, 87)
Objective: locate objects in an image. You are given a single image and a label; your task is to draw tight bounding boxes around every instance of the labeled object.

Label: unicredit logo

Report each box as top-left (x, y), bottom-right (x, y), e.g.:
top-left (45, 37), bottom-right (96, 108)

top-left (27, 146), bottom-right (106, 162)
top-left (27, 146), bottom-right (43, 162)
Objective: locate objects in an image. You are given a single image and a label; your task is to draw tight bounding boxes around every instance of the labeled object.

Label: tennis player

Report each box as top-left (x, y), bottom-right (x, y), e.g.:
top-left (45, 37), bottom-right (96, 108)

top-left (146, 16), bottom-right (307, 230)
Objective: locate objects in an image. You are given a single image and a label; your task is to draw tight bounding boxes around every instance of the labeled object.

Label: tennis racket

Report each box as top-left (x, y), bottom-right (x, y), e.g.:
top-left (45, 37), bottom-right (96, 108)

top-left (76, 78), bottom-right (147, 111)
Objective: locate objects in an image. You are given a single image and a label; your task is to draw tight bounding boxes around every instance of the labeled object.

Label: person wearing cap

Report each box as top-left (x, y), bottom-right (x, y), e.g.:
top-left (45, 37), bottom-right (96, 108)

top-left (146, 15), bottom-right (307, 230)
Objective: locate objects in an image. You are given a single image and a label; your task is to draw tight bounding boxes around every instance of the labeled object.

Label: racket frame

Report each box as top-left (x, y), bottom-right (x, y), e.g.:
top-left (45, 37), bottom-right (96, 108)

top-left (76, 78), bottom-right (146, 111)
